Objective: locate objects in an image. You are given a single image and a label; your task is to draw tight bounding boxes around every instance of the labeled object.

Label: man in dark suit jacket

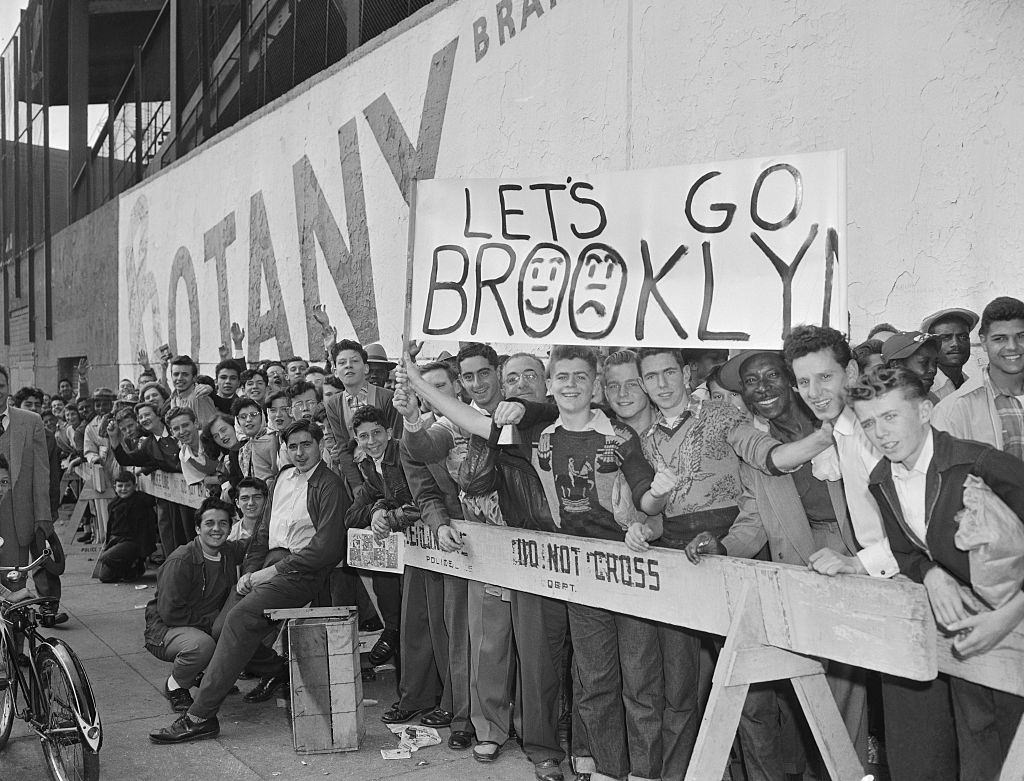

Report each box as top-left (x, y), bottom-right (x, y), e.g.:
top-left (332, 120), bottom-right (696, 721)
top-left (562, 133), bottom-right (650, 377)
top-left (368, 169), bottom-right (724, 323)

top-left (150, 419), bottom-right (350, 744)
top-left (11, 386), bottom-right (67, 625)
top-left (0, 370), bottom-right (54, 594)
top-left (850, 365), bottom-right (1024, 781)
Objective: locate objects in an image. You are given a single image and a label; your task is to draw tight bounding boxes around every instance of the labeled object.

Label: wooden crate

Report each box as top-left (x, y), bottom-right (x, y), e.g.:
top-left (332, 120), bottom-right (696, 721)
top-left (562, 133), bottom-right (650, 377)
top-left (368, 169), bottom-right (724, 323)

top-left (285, 612), bottom-right (364, 753)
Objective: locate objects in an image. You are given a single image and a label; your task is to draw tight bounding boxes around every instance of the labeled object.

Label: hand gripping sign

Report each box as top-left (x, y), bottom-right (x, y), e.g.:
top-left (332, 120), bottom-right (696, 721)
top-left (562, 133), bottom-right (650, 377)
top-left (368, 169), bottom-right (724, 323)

top-left (406, 151), bottom-right (846, 349)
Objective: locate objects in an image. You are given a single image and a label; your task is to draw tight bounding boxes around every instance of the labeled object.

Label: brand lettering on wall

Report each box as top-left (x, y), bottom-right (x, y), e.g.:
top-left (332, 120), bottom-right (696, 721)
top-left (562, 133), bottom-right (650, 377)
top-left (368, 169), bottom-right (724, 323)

top-left (121, 38), bottom-right (458, 366)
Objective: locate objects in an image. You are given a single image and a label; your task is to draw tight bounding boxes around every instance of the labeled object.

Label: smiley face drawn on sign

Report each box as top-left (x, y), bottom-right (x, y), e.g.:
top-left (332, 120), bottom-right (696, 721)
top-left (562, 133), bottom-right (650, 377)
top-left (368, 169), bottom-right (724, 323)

top-left (568, 243), bottom-right (628, 339)
top-left (518, 243), bottom-right (571, 338)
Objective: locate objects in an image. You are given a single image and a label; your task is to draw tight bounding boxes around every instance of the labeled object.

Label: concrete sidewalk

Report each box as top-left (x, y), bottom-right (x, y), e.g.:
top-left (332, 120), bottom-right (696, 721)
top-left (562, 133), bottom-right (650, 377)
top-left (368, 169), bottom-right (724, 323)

top-left (2, 508), bottom-right (553, 781)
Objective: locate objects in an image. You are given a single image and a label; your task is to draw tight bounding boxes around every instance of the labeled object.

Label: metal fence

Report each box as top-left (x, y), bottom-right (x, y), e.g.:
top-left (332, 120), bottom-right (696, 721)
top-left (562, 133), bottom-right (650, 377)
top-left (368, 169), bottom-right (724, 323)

top-left (0, 0), bottom-right (57, 341)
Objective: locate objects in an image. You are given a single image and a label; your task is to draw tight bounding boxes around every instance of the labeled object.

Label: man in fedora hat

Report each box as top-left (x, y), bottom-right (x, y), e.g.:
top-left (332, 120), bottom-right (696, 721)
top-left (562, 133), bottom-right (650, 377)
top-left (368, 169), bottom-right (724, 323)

top-left (365, 343), bottom-right (398, 388)
top-left (921, 307), bottom-right (980, 399)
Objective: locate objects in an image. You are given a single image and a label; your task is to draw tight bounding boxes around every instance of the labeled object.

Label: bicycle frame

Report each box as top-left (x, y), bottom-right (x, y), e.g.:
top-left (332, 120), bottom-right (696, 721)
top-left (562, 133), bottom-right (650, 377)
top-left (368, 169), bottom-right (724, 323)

top-left (1, 557), bottom-right (102, 755)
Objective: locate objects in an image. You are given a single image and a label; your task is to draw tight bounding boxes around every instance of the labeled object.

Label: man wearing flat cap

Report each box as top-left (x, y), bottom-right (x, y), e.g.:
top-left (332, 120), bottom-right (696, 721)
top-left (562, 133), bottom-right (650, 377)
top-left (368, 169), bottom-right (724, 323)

top-left (921, 307), bottom-right (979, 399)
top-left (881, 331), bottom-right (940, 401)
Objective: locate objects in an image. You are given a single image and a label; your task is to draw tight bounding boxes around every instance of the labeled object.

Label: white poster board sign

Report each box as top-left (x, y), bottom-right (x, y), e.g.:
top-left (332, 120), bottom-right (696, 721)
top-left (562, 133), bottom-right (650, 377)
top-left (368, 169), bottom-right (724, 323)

top-left (408, 151), bottom-right (846, 349)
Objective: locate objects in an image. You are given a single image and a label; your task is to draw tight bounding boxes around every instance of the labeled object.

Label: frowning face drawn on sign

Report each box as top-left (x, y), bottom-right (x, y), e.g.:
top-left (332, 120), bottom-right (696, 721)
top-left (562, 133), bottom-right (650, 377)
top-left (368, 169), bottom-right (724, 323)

top-left (519, 243), bottom-right (571, 337)
top-left (568, 244), bottom-right (628, 339)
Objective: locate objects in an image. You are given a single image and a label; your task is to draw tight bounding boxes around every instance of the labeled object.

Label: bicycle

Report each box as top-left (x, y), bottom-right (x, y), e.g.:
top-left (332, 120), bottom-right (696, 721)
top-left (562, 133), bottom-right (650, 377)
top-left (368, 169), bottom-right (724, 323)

top-left (0, 536), bottom-right (102, 781)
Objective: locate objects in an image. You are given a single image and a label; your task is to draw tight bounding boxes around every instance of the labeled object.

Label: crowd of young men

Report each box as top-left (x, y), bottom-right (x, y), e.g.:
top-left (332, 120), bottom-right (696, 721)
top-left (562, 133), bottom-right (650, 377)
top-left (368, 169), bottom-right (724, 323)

top-left (13, 296), bottom-right (1024, 781)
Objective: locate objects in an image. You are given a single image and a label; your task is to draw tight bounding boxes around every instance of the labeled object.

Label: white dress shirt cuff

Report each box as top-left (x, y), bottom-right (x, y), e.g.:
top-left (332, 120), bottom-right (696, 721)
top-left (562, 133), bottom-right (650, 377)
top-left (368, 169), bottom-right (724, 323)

top-left (857, 540), bottom-right (899, 578)
top-left (403, 414), bottom-right (425, 433)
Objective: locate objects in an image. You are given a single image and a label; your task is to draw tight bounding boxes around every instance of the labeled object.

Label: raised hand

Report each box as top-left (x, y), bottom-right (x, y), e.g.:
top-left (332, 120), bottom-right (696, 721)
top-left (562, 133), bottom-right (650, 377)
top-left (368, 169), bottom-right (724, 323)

top-left (77, 357), bottom-right (90, 378)
top-left (230, 322), bottom-right (245, 347)
top-left (137, 349), bottom-right (151, 369)
top-left (311, 304), bottom-right (331, 331)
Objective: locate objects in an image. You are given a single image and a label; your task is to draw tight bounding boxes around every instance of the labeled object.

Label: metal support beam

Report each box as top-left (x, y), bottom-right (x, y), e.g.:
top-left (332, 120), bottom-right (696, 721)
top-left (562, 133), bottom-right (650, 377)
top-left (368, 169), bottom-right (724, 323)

top-left (67, 0), bottom-right (90, 221)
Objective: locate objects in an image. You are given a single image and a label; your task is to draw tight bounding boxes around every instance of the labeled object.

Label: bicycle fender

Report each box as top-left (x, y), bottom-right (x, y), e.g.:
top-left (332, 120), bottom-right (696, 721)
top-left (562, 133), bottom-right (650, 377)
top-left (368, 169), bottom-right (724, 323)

top-left (39, 638), bottom-right (102, 752)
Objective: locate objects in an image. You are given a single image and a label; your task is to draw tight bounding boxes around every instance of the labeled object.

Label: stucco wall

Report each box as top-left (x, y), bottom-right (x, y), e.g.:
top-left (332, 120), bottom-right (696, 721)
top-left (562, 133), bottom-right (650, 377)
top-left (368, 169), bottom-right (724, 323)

top-left (11, 0), bottom-right (1019, 382)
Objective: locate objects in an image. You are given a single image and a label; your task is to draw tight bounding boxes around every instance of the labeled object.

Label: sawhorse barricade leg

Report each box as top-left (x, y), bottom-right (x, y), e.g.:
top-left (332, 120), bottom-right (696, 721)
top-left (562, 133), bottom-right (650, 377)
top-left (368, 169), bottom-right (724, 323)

top-left (685, 582), bottom-right (866, 781)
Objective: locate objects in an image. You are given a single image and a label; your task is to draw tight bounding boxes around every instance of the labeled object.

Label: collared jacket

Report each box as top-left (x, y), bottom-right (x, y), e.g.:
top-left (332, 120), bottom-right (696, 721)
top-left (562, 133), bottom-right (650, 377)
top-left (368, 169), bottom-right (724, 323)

top-left (724, 462), bottom-right (858, 566)
top-left (143, 537), bottom-right (246, 647)
top-left (322, 383), bottom-right (403, 492)
top-left (0, 406), bottom-right (52, 546)
top-left (932, 368), bottom-right (1003, 449)
top-left (401, 436), bottom-right (464, 532)
top-left (867, 428), bottom-right (1024, 585)
top-left (345, 439), bottom-right (414, 529)
top-left (243, 459), bottom-right (350, 579)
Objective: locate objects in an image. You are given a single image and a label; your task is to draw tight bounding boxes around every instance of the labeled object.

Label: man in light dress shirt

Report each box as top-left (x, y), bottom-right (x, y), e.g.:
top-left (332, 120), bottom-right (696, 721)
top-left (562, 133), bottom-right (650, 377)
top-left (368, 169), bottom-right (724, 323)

top-left (782, 325), bottom-right (956, 781)
top-left (151, 419), bottom-right (350, 744)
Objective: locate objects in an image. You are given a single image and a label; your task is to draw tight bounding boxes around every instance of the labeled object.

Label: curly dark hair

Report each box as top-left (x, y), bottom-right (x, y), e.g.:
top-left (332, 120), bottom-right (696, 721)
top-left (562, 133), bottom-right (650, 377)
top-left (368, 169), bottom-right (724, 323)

top-left (783, 325), bottom-right (852, 369)
top-left (980, 296), bottom-right (1024, 336)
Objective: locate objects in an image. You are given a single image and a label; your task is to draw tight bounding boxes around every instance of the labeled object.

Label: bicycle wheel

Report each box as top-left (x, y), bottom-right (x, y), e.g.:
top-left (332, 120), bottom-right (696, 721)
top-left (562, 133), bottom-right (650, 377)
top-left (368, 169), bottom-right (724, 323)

top-left (0, 625), bottom-right (15, 750)
top-left (35, 646), bottom-right (99, 781)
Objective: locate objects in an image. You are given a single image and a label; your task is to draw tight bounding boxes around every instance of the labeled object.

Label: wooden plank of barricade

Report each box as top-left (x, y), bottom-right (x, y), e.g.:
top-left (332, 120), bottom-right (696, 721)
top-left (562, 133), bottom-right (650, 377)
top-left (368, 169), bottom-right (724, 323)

top-left (402, 520), bottom-right (936, 681)
top-left (937, 622), bottom-right (1024, 697)
top-left (686, 582), bottom-right (863, 781)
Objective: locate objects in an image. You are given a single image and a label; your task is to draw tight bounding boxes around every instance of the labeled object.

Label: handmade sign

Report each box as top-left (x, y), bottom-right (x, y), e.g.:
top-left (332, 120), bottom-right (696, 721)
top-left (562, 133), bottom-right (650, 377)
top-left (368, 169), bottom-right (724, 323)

top-left (407, 151), bottom-right (846, 349)
top-left (346, 529), bottom-right (405, 573)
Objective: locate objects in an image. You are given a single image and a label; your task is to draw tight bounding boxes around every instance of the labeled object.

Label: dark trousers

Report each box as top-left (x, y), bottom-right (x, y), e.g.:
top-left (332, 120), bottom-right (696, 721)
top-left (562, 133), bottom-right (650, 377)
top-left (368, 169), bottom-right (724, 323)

top-left (30, 530), bottom-right (62, 603)
top-left (397, 566), bottom-right (449, 712)
top-left (512, 591), bottom-right (566, 764)
top-left (156, 500), bottom-right (193, 556)
top-left (443, 574), bottom-right (472, 733)
top-left (658, 623), bottom-right (702, 780)
top-left (950, 676), bottom-right (1024, 781)
top-left (95, 540), bottom-right (140, 582)
top-left (882, 672), bottom-right (958, 781)
top-left (330, 566), bottom-right (402, 629)
top-left (189, 573), bottom-right (323, 719)
top-left (568, 604), bottom-right (663, 780)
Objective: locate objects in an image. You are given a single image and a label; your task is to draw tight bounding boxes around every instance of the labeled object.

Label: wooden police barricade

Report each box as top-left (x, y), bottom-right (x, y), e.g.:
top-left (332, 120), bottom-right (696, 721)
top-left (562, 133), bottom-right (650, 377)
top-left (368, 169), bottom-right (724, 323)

top-left (403, 520), bottom-right (1024, 781)
top-left (135, 472), bottom-right (1024, 778)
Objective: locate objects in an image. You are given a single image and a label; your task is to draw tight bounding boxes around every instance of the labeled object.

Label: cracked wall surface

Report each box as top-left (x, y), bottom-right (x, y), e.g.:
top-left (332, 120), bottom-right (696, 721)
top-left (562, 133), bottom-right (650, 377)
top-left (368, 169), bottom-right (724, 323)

top-left (12, 0), bottom-right (1021, 381)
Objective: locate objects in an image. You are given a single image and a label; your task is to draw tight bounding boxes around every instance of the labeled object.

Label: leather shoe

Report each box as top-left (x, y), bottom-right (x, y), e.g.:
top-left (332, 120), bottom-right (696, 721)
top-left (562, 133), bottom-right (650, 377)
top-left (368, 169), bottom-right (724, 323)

top-left (380, 704), bottom-right (427, 724)
top-left (243, 672), bottom-right (288, 703)
top-left (368, 629), bottom-right (398, 666)
top-left (39, 611), bottom-right (69, 628)
top-left (534, 758), bottom-right (564, 781)
top-left (163, 679), bottom-right (194, 713)
top-left (473, 740), bottom-right (502, 763)
top-left (420, 707), bottom-right (453, 727)
top-left (448, 730), bottom-right (474, 750)
top-left (149, 713), bottom-right (220, 744)
top-left (359, 616), bottom-right (384, 632)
